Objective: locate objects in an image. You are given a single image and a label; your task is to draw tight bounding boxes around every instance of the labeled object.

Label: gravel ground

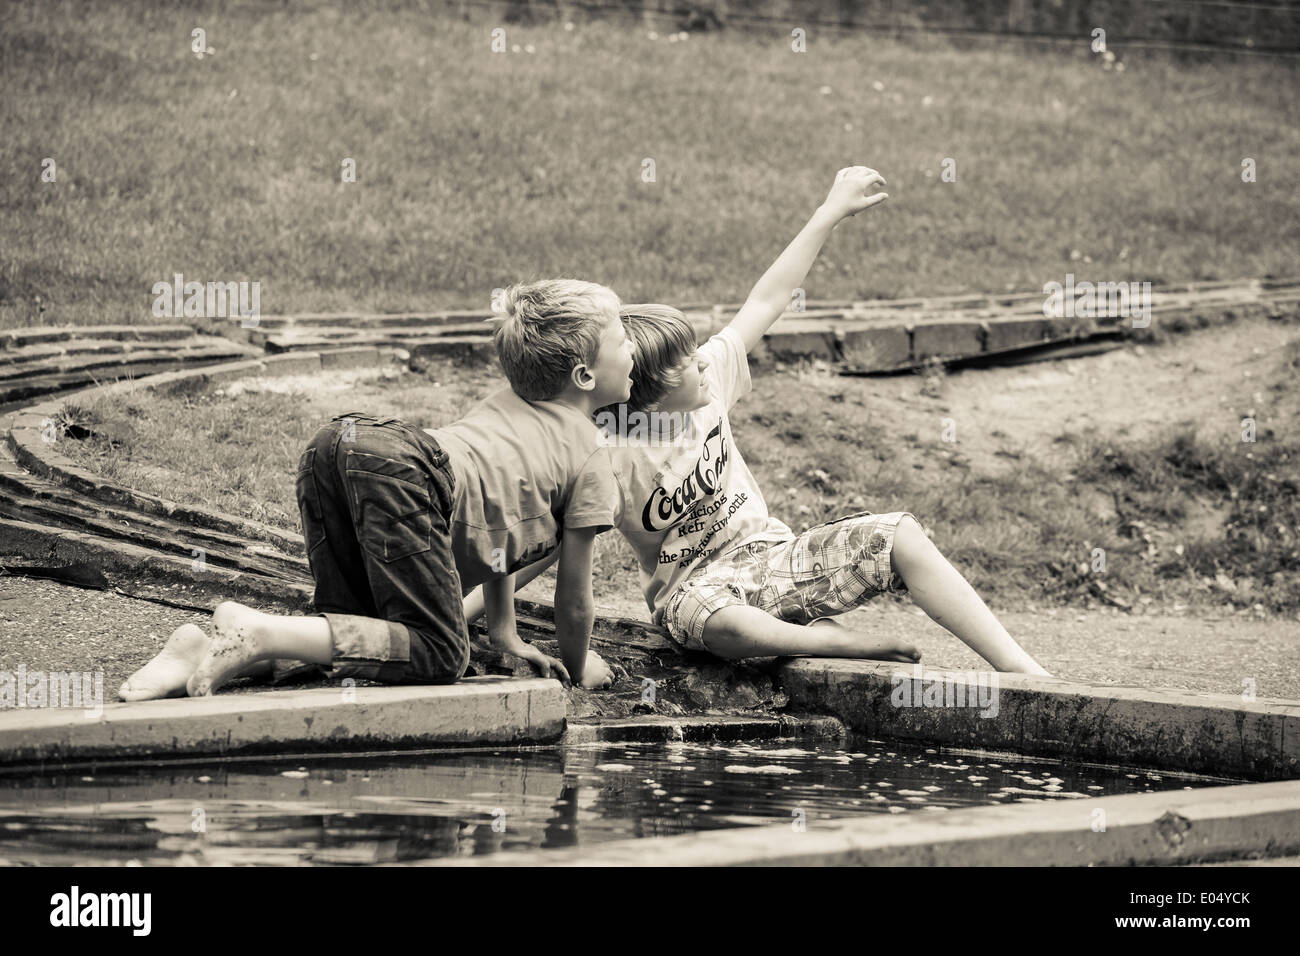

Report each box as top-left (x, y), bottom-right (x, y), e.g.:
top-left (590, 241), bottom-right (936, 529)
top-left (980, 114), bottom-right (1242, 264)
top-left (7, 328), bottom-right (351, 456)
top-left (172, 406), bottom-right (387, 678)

top-left (2, 573), bottom-right (1295, 703)
top-left (0, 575), bottom-right (210, 698)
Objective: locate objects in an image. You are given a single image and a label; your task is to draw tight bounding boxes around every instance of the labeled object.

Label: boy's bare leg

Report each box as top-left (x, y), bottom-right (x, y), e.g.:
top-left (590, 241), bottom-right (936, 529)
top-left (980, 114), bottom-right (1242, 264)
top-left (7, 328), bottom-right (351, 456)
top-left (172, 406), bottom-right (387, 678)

top-left (701, 606), bottom-right (920, 662)
top-left (119, 623), bottom-right (274, 701)
top-left (187, 601), bottom-right (332, 697)
top-left (890, 516), bottom-right (1051, 675)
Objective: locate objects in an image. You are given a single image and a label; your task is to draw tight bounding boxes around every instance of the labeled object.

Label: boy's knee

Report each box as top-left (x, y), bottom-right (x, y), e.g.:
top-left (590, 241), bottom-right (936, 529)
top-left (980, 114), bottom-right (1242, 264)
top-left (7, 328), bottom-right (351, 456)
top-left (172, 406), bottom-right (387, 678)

top-left (700, 607), bottom-right (741, 642)
top-left (892, 514), bottom-right (927, 556)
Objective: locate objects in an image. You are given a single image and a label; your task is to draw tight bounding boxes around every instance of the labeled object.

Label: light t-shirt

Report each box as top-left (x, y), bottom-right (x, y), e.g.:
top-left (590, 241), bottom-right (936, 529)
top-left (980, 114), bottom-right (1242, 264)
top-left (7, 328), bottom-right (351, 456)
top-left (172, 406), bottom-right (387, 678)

top-left (607, 326), bottom-right (791, 621)
top-left (429, 388), bottom-right (618, 589)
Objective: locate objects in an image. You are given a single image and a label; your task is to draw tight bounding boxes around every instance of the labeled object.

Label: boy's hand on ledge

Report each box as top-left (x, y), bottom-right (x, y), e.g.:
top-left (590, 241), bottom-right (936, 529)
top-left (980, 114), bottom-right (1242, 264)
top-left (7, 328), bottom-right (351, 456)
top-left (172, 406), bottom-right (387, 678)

top-left (822, 165), bottom-right (888, 221)
top-left (514, 642), bottom-right (572, 683)
top-left (488, 626), bottom-right (571, 682)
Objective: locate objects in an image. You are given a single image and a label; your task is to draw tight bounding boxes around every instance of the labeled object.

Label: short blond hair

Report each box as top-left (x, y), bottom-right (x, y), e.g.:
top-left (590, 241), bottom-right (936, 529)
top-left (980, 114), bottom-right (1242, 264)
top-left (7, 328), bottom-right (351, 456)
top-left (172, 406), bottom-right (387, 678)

top-left (494, 279), bottom-right (620, 401)
top-left (620, 305), bottom-right (697, 410)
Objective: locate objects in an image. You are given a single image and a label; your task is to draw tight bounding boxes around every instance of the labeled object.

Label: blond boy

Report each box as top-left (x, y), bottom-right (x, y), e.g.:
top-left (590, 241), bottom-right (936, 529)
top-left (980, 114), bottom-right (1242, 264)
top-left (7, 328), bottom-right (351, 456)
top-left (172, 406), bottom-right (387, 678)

top-left (120, 279), bottom-right (632, 699)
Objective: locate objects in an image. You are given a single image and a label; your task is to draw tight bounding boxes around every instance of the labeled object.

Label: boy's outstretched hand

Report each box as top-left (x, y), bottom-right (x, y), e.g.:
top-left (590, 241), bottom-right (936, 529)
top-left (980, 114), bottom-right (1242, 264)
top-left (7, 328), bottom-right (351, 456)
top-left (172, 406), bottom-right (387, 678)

top-left (822, 165), bottom-right (888, 221)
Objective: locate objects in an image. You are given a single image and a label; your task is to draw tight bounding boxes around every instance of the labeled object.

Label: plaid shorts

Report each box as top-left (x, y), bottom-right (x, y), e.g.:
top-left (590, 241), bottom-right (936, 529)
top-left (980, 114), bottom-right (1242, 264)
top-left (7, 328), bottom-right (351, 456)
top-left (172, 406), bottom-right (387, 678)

top-left (660, 511), bottom-right (914, 652)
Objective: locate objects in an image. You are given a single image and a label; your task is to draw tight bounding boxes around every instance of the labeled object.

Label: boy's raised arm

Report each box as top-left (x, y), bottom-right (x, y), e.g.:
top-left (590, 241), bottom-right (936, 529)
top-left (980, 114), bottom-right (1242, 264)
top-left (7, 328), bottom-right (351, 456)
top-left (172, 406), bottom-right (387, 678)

top-left (728, 166), bottom-right (888, 353)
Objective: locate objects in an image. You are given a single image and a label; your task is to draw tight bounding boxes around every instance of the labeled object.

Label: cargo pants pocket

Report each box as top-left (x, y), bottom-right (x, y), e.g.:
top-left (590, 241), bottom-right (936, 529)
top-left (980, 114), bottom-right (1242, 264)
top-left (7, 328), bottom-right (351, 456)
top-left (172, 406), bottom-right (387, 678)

top-left (345, 450), bottom-right (434, 564)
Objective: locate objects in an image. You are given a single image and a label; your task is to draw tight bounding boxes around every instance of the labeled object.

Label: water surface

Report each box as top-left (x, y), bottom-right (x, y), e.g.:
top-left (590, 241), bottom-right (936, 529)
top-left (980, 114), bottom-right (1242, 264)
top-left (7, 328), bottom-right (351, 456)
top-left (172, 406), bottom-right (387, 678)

top-left (0, 736), bottom-right (1233, 865)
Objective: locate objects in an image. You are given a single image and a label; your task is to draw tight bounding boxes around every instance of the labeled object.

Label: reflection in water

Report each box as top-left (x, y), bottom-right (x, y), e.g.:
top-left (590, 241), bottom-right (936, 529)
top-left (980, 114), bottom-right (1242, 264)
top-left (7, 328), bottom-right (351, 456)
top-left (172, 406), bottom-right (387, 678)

top-left (0, 737), bottom-right (1233, 865)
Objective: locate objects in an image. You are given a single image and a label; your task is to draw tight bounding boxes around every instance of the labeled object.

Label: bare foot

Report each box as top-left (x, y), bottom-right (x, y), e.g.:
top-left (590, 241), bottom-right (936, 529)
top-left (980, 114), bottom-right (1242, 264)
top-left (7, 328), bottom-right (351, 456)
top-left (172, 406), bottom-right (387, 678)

top-left (810, 618), bottom-right (921, 664)
top-left (186, 602), bottom-right (270, 697)
top-left (119, 624), bottom-right (210, 701)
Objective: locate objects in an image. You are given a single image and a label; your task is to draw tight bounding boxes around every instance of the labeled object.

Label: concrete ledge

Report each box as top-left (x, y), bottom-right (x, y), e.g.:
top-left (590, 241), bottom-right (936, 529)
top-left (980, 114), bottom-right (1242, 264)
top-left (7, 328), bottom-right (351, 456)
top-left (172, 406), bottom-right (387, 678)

top-left (0, 678), bottom-right (565, 763)
top-left (425, 780), bottom-right (1300, 866)
top-left (563, 714), bottom-right (845, 744)
top-left (777, 660), bottom-right (1300, 781)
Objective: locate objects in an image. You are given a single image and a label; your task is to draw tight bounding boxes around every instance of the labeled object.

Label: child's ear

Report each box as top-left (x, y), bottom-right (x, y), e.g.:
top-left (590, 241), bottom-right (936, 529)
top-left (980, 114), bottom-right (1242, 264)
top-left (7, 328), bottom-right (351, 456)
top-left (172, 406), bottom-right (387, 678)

top-left (570, 363), bottom-right (596, 393)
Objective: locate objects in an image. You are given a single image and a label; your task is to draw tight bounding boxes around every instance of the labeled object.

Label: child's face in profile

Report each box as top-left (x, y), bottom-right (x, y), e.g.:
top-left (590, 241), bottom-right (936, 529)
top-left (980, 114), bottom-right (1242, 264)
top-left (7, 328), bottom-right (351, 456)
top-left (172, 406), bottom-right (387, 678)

top-left (649, 348), bottom-right (711, 414)
top-left (586, 311), bottom-right (636, 406)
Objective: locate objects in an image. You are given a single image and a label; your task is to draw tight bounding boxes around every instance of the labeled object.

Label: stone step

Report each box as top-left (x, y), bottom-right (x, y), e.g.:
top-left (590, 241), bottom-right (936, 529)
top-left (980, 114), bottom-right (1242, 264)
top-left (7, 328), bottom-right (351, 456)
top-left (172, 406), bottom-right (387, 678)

top-left (0, 351), bottom-right (256, 404)
top-left (0, 515), bottom-right (315, 612)
top-left (0, 679), bottom-right (566, 763)
top-left (258, 332), bottom-right (497, 361)
top-left (0, 325), bottom-right (194, 351)
top-left (0, 342), bottom-right (251, 383)
top-left (260, 327), bottom-right (492, 353)
top-left (0, 442), bottom-right (306, 574)
top-left (0, 486), bottom-right (309, 581)
top-left (0, 336), bottom-right (244, 370)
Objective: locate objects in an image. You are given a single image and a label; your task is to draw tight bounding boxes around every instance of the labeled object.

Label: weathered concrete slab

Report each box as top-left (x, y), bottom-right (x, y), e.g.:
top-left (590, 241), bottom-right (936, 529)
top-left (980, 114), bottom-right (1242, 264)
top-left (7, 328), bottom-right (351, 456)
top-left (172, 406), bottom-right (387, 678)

top-left (838, 325), bottom-right (911, 368)
top-left (260, 351), bottom-right (323, 375)
top-left (909, 320), bottom-right (985, 359)
top-left (319, 346), bottom-right (381, 370)
top-left (755, 323), bottom-right (838, 362)
top-left (777, 659), bottom-right (1300, 780)
top-left (0, 678), bottom-right (565, 763)
top-left (428, 780), bottom-right (1300, 866)
top-left (982, 317), bottom-right (1057, 352)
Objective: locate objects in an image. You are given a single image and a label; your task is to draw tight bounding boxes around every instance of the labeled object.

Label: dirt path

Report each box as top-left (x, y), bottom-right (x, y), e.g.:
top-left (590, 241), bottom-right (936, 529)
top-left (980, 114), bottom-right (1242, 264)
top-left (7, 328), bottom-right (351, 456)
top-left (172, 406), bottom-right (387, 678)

top-left (866, 317), bottom-right (1297, 477)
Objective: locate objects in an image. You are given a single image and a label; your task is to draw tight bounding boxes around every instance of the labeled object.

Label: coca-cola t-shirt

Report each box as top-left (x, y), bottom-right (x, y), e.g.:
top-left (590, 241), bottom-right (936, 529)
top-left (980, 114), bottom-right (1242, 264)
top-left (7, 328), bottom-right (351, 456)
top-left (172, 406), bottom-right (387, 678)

top-left (607, 327), bottom-right (792, 621)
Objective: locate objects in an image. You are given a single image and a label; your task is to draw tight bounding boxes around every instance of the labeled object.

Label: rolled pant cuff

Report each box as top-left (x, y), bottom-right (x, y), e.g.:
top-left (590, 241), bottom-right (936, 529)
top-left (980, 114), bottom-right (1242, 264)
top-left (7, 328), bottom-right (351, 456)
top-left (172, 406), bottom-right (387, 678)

top-left (322, 612), bottom-right (411, 681)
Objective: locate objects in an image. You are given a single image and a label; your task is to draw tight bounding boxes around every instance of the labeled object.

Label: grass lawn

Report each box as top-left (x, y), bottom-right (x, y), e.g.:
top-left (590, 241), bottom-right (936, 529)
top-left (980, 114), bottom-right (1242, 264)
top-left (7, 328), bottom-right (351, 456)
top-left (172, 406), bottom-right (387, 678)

top-left (56, 315), bottom-right (1300, 617)
top-left (4, 1), bottom-right (1299, 329)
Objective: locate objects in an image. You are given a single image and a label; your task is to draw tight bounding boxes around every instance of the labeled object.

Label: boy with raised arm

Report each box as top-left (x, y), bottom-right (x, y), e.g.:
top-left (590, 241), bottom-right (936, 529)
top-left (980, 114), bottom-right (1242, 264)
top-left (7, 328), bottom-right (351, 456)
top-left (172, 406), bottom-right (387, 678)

top-left (601, 167), bottom-right (1051, 675)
